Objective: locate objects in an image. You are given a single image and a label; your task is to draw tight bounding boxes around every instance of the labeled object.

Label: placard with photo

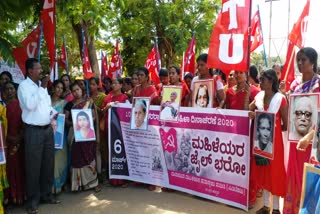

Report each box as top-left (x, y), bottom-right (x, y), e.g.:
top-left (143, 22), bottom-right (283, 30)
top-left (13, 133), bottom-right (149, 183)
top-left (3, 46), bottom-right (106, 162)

top-left (310, 111), bottom-right (320, 165)
top-left (160, 86), bottom-right (182, 122)
top-left (53, 114), bottom-right (65, 149)
top-left (130, 97), bottom-right (150, 130)
top-left (288, 93), bottom-right (319, 142)
top-left (71, 109), bottom-right (96, 142)
top-left (192, 79), bottom-right (214, 108)
top-left (253, 111), bottom-right (275, 160)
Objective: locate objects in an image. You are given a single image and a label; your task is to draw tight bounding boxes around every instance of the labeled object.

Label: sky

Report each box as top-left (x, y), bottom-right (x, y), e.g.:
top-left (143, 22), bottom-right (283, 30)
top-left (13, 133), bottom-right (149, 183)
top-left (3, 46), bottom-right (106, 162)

top-left (252, 0), bottom-right (320, 59)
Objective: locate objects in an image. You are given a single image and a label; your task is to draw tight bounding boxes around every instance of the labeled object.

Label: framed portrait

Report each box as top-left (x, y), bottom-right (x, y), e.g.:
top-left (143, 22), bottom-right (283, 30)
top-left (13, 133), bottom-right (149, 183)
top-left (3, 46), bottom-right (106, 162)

top-left (53, 114), bottom-right (65, 149)
top-left (130, 97), bottom-right (151, 131)
top-left (0, 122), bottom-right (5, 165)
top-left (192, 79), bottom-right (214, 108)
top-left (310, 111), bottom-right (320, 166)
top-left (71, 109), bottom-right (96, 142)
top-left (253, 111), bottom-right (275, 160)
top-left (288, 93), bottom-right (319, 142)
top-left (299, 163), bottom-right (320, 214)
top-left (160, 86), bottom-right (182, 122)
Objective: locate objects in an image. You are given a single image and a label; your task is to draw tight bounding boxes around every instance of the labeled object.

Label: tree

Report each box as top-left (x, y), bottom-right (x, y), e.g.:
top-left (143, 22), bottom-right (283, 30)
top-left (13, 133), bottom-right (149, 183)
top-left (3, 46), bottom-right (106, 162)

top-left (108, 0), bottom-right (220, 76)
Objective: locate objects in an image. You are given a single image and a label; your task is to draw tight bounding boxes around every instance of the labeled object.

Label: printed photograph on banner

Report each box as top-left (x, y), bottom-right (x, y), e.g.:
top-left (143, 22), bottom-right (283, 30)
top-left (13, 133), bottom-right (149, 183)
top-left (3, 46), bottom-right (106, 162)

top-left (310, 111), bottom-right (320, 165)
top-left (288, 93), bottom-right (319, 142)
top-left (299, 163), bottom-right (320, 214)
top-left (192, 79), bottom-right (213, 108)
top-left (130, 97), bottom-right (150, 130)
top-left (160, 86), bottom-right (182, 122)
top-left (71, 109), bottom-right (96, 142)
top-left (253, 111), bottom-right (275, 160)
top-left (0, 122), bottom-right (6, 164)
top-left (53, 114), bottom-right (65, 149)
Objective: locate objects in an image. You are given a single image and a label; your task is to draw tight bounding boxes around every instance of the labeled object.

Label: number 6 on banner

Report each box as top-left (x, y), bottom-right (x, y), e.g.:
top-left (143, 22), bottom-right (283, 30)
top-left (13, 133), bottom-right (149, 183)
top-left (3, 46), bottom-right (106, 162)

top-left (114, 139), bottom-right (122, 154)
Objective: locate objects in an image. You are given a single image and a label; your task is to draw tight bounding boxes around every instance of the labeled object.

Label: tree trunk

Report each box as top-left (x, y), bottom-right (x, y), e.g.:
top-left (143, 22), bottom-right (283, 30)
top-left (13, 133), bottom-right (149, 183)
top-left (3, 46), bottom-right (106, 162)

top-left (72, 21), bottom-right (99, 76)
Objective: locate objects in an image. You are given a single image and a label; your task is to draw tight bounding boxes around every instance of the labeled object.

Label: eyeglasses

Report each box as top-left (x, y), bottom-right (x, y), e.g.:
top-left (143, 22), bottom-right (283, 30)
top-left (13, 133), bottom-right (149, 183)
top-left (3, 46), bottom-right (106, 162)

top-left (295, 111), bottom-right (312, 119)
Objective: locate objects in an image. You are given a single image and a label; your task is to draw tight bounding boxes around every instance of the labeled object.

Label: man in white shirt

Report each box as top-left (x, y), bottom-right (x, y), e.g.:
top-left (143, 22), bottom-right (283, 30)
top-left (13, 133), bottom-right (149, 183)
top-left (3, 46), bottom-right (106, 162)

top-left (18, 58), bottom-right (60, 214)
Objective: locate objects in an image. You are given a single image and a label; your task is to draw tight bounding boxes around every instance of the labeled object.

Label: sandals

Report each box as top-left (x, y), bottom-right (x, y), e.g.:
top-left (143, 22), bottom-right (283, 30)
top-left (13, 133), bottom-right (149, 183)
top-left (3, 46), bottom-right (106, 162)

top-left (256, 206), bottom-right (270, 214)
top-left (94, 185), bottom-right (102, 193)
top-left (26, 208), bottom-right (39, 214)
top-left (272, 210), bottom-right (281, 214)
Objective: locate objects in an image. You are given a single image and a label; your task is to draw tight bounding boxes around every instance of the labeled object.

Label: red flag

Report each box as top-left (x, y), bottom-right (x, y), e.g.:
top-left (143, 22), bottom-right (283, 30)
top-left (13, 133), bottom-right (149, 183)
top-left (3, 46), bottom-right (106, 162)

top-left (109, 40), bottom-right (121, 79)
top-left (40, 0), bottom-right (56, 79)
top-left (281, 41), bottom-right (295, 91)
top-left (145, 44), bottom-right (160, 85)
top-left (180, 35), bottom-right (196, 78)
top-left (12, 26), bottom-right (41, 75)
top-left (59, 39), bottom-right (67, 70)
top-left (81, 30), bottom-right (95, 79)
top-left (208, 0), bottom-right (251, 71)
top-left (288, 0), bottom-right (310, 48)
top-left (250, 10), bottom-right (263, 52)
top-left (101, 51), bottom-right (109, 79)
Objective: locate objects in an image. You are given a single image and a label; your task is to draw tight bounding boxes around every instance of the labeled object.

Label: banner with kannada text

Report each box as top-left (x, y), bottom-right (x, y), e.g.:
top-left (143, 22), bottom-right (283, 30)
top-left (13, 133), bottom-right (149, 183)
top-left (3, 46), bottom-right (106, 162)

top-left (108, 104), bottom-right (250, 210)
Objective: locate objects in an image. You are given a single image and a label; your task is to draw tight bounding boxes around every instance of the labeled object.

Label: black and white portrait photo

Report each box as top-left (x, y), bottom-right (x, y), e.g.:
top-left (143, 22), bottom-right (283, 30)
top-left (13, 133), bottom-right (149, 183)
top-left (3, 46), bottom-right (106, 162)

top-left (253, 111), bottom-right (275, 159)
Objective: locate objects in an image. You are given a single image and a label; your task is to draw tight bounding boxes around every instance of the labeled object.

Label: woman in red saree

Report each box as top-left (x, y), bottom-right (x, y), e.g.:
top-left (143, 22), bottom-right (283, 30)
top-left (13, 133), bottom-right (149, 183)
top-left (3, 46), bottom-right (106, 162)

top-left (4, 82), bottom-right (25, 205)
top-left (101, 78), bottom-right (128, 186)
top-left (168, 65), bottom-right (190, 107)
top-left (284, 47), bottom-right (320, 214)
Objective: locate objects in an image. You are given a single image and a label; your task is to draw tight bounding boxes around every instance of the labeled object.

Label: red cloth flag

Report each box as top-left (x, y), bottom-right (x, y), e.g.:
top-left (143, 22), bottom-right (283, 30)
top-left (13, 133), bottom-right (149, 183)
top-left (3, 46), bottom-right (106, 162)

top-left (59, 39), bottom-right (67, 71)
top-left (250, 10), bottom-right (263, 52)
top-left (40, 0), bottom-right (56, 80)
top-left (81, 30), bottom-right (95, 79)
top-left (109, 40), bottom-right (121, 79)
top-left (101, 51), bottom-right (109, 79)
top-left (180, 35), bottom-right (196, 78)
top-left (208, 0), bottom-right (251, 71)
top-left (288, 0), bottom-right (310, 48)
top-left (12, 26), bottom-right (41, 75)
top-left (145, 44), bottom-right (160, 85)
top-left (281, 41), bottom-right (295, 91)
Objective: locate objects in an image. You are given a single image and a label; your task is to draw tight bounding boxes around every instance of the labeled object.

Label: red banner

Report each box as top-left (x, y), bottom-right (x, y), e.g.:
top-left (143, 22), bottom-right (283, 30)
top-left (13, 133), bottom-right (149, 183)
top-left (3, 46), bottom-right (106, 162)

top-left (40, 0), bottom-right (56, 78)
top-left (101, 51), bottom-right (109, 79)
top-left (288, 0), bottom-right (310, 49)
top-left (181, 35), bottom-right (196, 78)
top-left (281, 42), bottom-right (296, 91)
top-left (208, 0), bottom-right (251, 72)
top-left (145, 45), bottom-right (160, 85)
top-left (250, 10), bottom-right (263, 53)
top-left (109, 40), bottom-right (121, 79)
top-left (12, 26), bottom-right (41, 75)
top-left (81, 30), bottom-right (95, 79)
top-left (59, 39), bottom-right (67, 70)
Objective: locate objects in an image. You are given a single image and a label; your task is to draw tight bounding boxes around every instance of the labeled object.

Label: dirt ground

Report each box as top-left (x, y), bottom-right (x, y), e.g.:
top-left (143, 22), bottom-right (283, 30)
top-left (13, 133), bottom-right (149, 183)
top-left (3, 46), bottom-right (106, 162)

top-left (6, 184), bottom-right (267, 214)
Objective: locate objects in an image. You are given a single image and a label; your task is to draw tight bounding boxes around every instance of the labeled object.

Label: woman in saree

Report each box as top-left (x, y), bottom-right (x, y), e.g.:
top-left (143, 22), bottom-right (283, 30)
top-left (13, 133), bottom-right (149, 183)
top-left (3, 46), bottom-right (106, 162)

top-left (4, 82), bottom-right (24, 205)
top-left (225, 70), bottom-right (260, 208)
top-left (168, 65), bottom-right (190, 107)
top-left (89, 77), bottom-right (106, 180)
top-left (60, 74), bottom-right (73, 102)
top-left (101, 78), bottom-right (128, 186)
top-left (51, 80), bottom-right (68, 194)
top-left (64, 82), bottom-right (101, 192)
top-left (284, 47), bottom-right (320, 214)
top-left (132, 67), bottom-right (159, 105)
top-left (249, 70), bottom-right (287, 214)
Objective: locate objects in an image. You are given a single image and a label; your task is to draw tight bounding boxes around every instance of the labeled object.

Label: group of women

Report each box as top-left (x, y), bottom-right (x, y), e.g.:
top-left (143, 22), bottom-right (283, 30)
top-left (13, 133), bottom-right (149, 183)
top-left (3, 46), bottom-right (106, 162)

top-left (0, 46), bottom-right (318, 214)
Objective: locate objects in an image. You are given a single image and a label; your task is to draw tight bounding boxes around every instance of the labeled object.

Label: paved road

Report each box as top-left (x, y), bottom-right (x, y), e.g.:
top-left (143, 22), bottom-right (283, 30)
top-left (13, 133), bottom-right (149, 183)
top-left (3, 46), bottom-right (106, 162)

top-left (7, 184), bottom-right (265, 214)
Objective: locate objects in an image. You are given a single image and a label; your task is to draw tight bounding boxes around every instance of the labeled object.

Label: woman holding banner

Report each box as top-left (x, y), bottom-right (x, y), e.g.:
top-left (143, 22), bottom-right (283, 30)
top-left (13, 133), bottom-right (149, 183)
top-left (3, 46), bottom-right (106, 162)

top-left (168, 65), bottom-right (190, 106)
top-left (101, 78), bottom-right (128, 187)
top-left (51, 80), bottom-right (68, 194)
top-left (249, 69), bottom-right (287, 214)
top-left (64, 82), bottom-right (101, 193)
top-left (190, 53), bottom-right (225, 108)
top-left (225, 70), bottom-right (260, 208)
top-left (284, 47), bottom-right (320, 214)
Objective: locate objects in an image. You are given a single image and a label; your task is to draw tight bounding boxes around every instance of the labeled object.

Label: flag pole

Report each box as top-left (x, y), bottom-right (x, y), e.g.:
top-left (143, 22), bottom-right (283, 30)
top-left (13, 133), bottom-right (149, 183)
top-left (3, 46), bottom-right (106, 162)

top-left (64, 36), bottom-right (69, 75)
top-left (181, 51), bottom-right (185, 79)
top-left (246, 0), bottom-right (253, 71)
top-left (38, 22), bottom-right (43, 61)
top-left (154, 36), bottom-right (161, 71)
top-left (283, 47), bottom-right (295, 81)
top-left (258, 5), bottom-right (268, 68)
top-left (268, 0), bottom-right (273, 67)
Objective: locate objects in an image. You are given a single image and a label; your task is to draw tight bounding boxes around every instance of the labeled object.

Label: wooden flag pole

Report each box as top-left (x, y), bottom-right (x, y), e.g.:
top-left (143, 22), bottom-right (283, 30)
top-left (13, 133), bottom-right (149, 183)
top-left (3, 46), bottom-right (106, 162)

top-left (283, 47), bottom-right (295, 81)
